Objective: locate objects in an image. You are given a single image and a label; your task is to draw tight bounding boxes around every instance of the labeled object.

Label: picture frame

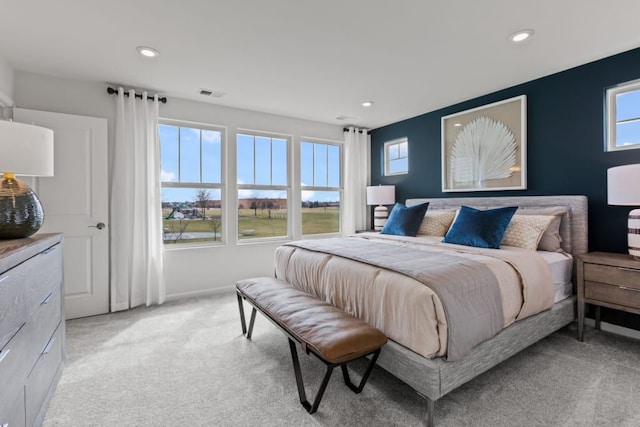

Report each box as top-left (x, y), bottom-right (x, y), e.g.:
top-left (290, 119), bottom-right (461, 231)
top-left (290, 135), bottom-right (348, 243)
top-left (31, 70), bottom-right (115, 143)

top-left (441, 95), bottom-right (527, 192)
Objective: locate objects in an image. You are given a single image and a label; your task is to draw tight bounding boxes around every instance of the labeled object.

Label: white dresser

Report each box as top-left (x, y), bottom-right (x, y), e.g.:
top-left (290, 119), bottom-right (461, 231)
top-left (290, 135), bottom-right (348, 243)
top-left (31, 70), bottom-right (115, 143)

top-left (0, 234), bottom-right (64, 427)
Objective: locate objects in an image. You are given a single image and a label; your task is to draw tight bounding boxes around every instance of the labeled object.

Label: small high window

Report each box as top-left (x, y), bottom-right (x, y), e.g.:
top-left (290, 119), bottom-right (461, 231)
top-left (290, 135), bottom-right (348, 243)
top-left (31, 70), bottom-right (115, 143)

top-left (606, 79), bottom-right (640, 151)
top-left (384, 138), bottom-right (408, 175)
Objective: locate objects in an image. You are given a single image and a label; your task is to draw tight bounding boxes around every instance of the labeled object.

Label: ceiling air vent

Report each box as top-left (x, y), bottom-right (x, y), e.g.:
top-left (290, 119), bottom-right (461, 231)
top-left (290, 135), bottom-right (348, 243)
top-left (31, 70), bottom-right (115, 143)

top-left (199, 88), bottom-right (226, 98)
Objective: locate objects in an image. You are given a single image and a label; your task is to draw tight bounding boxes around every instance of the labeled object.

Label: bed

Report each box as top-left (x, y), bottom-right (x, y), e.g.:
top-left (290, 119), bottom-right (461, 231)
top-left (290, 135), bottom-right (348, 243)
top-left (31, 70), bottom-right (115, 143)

top-left (274, 195), bottom-right (587, 426)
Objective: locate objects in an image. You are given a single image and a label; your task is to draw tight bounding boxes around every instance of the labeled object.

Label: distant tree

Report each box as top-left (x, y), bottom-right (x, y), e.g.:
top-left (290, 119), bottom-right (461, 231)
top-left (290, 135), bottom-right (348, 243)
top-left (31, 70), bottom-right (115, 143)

top-left (207, 217), bottom-right (221, 241)
top-left (195, 189), bottom-right (211, 219)
top-left (250, 198), bottom-right (258, 216)
top-left (266, 201), bottom-right (274, 219)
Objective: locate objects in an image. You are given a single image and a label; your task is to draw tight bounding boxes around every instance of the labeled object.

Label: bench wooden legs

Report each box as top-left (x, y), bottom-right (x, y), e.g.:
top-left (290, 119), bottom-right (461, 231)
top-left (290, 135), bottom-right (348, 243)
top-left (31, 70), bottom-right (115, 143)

top-left (288, 338), bottom-right (382, 414)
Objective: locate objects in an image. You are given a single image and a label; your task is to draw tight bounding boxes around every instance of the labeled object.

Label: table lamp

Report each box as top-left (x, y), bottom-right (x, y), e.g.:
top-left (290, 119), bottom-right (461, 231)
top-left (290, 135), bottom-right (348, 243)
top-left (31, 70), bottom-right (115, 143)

top-left (608, 164), bottom-right (640, 258)
top-left (366, 185), bottom-right (395, 231)
top-left (0, 120), bottom-right (54, 239)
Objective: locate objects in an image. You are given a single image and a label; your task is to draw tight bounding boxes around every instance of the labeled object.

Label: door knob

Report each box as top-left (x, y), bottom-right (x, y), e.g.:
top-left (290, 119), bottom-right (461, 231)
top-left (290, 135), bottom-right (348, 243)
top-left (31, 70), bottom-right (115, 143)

top-left (89, 222), bottom-right (106, 230)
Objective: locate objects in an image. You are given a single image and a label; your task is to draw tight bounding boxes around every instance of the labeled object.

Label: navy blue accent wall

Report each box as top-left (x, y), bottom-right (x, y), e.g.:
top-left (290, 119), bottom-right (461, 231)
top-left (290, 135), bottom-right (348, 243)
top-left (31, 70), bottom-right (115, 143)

top-left (371, 47), bottom-right (640, 331)
top-left (371, 47), bottom-right (640, 254)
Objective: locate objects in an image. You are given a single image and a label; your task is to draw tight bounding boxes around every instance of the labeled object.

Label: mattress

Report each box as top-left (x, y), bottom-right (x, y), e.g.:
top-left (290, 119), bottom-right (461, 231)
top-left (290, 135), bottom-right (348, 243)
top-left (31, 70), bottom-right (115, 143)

top-left (538, 251), bottom-right (573, 303)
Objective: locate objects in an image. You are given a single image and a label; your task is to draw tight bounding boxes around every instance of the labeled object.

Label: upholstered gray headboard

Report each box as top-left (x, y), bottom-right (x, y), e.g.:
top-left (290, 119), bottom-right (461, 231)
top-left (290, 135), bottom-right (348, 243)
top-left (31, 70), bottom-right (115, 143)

top-left (406, 195), bottom-right (588, 255)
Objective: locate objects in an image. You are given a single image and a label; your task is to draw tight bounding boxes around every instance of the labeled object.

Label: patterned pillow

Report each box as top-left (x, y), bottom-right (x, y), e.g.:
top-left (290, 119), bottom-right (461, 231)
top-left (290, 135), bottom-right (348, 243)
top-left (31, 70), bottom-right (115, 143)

top-left (515, 207), bottom-right (569, 252)
top-left (501, 214), bottom-right (554, 250)
top-left (417, 210), bottom-right (456, 237)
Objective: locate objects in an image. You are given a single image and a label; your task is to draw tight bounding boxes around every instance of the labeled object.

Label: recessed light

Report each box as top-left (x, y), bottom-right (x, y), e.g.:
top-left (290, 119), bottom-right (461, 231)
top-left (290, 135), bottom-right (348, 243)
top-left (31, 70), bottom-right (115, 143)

top-left (510, 29), bottom-right (534, 43)
top-left (361, 101), bottom-right (374, 107)
top-left (454, 123), bottom-right (462, 127)
top-left (137, 46), bottom-right (159, 58)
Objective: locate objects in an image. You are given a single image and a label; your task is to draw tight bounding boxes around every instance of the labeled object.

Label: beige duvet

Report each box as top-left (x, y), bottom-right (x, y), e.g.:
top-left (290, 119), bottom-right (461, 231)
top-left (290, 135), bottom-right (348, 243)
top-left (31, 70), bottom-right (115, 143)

top-left (275, 234), bottom-right (555, 359)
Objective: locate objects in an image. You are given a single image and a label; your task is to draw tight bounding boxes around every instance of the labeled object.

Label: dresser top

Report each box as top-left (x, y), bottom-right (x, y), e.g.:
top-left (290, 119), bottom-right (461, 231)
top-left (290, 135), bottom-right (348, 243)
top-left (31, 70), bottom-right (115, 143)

top-left (0, 233), bottom-right (63, 274)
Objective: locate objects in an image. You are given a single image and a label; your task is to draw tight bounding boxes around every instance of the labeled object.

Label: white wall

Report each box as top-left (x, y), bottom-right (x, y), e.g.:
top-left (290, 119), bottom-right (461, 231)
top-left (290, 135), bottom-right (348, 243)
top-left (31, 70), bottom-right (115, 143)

top-left (14, 70), bottom-right (344, 299)
top-left (0, 55), bottom-right (14, 110)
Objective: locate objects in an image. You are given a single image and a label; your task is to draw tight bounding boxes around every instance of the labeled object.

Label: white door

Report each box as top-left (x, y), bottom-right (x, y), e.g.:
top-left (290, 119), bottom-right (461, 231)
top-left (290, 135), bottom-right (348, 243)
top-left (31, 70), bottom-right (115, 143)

top-left (14, 108), bottom-right (109, 319)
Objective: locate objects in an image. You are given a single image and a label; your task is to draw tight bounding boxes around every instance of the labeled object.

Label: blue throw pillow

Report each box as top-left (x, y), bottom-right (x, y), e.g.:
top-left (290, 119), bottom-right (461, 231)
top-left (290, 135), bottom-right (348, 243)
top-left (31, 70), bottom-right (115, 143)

top-left (443, 205), bottom-right (518, 249)
top-left (381, 202), bottom-right (429, 237)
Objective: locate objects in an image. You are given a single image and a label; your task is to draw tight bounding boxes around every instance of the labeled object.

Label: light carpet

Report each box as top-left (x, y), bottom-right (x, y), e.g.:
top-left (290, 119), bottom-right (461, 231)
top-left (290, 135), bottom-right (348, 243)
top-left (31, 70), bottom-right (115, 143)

top-left (43, 292), bottom-right (640, 427)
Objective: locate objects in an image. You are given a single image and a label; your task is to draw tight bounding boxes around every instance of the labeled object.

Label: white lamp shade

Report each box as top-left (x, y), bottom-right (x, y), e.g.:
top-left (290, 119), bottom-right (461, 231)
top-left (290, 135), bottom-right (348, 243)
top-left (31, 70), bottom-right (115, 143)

top-left (608, 164), bottom-right (640, 206)
top-left (366, 185), bottom-right (395, 206)
top-left (0, 120), bottom-right (54, 176)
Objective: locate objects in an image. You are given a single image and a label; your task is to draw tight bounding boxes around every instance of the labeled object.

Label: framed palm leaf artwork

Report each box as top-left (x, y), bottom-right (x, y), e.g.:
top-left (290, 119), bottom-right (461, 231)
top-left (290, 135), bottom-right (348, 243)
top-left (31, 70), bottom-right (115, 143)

top-left (441, 95), bottom-right (527, 192)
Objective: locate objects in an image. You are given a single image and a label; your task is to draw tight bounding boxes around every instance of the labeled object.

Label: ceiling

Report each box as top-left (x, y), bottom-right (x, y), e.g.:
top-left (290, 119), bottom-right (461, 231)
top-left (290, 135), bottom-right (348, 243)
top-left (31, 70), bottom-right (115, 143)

top-left (1, 1), bottom-right (639, 130)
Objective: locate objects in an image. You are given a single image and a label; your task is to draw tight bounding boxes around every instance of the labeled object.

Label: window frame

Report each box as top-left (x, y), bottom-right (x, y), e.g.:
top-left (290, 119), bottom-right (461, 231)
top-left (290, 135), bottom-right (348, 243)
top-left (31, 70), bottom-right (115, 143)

top-left (300, 139), bottom-right (343, 237)
top-left (159, 118), bottom-right (227, 247)
top-left (236, 130), bottom-right (292, 243)
top-left (384, 137), bottom-right (409, 175)
top-left (606, 79), bottom-right (640, 152)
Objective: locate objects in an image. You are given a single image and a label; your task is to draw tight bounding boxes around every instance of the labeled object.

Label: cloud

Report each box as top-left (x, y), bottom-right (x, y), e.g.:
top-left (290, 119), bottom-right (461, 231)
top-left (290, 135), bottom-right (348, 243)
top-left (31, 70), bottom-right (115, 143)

top-left (161, 169), bottom-right (176, 182)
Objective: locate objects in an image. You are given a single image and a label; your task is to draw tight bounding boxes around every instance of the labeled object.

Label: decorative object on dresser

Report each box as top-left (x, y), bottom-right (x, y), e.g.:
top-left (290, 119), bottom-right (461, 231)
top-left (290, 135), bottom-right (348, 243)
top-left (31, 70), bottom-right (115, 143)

top-left (607, 164), bottom-right (640, 258)
top-left (366, 185), bottom-right (395, 230)
top-left (576, 251), bottom-right (640, 341)
top-left (441, 95), bottom-right (527, 192)
top-left (0, 120), bottom-right (54, 240)
top-left (0, 234), bottom-right (64, 426)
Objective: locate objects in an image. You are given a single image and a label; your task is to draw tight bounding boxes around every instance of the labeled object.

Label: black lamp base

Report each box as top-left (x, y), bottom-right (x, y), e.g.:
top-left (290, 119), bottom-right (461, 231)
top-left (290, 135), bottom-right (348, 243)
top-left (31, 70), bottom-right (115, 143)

top-left (0, 176), bottom-right (44, 240)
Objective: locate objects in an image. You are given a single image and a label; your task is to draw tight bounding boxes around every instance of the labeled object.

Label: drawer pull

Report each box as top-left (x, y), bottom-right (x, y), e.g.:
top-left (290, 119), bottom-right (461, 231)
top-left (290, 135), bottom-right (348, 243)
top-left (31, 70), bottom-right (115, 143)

top-left (42, 292), bottom-right (54, 305)
top-left (620, 286), bottom-right (640, 292)
top-left (618, 267), bottom-right (640, 273)
top-left (0, 275), bottom-right (8, 283)
top-left (0, 348), bottom-right (9, 363)
top-left (41, 246), bottom-right (57, 255)
top-left (42, 337), bottom-right (56, 355)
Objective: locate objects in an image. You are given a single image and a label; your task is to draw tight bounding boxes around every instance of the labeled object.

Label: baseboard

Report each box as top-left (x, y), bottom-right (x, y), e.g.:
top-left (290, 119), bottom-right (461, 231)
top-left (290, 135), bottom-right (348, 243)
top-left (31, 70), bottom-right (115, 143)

top-left (165, 286), bottom-right (235, 302)
top-left (584, 318), bottom-right (640, 340)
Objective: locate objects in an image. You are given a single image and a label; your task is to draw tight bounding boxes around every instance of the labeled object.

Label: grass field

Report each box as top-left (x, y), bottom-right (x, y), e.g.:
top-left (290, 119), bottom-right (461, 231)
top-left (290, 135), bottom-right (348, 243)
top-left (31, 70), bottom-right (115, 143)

top-left (163, 207), bottom-right (339, 244)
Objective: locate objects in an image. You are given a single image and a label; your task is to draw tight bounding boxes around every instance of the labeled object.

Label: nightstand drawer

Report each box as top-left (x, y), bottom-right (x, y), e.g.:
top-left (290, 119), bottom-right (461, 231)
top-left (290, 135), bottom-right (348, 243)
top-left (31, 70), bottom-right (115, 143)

top-left (584, 263), bottom-right (640, 290)
top-left (584, 281), bottom-right (640, 308)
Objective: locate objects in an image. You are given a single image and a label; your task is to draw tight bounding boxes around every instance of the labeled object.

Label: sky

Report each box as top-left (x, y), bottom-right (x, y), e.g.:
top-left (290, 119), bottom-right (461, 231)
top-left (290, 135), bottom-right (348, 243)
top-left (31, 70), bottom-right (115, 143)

top-left (159, 125), bottom-right (340, 205)
top-left (616, 90), bottom-right (640, 146)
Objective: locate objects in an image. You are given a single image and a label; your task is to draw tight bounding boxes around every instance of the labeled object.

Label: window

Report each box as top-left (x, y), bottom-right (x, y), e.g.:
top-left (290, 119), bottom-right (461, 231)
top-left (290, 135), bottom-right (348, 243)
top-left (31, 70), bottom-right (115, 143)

top-left (384, 137), bottom-right (408, 175)
top-left (301, 141), bottom-right (341, 235)
top-left (237, 133), bottom-right (289, 240)
top-left (159, 121), bottom-right (224, 245)
top-left (606, 79), bottom-right (640, 151)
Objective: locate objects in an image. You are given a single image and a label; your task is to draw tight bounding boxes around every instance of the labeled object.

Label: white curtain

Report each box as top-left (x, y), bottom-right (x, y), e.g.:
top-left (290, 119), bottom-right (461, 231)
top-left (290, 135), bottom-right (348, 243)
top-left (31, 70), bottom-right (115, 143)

top-left (110, 88), bottom-right (165, 311)
top-left (342, 127), bottom-right (369, 234)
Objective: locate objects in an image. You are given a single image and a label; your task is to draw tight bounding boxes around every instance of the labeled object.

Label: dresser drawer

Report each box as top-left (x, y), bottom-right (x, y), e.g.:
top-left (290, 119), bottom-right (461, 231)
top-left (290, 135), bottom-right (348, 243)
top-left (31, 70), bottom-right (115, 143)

top-left (584, 263), bottom-right (640, 290)
top-left (0, 263), bottom-right (27, 350)
top-left (585, 281), bottom-right (640, 309)
top-left (25, 325), bottom-right (63, 427)
top-left (25, 245), bottom-right (63, 319)
top-left (0, 325), bottom-right (32, 413)
top-left (0, 390), bottom-right (26, 427)
top-left (21, 287), bottom-right (62, 377)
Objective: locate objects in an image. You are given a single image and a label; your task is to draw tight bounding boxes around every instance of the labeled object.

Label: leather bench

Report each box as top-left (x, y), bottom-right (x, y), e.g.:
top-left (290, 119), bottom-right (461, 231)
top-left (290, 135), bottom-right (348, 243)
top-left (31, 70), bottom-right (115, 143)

top-left (236, 277), bottom-right (388, 414)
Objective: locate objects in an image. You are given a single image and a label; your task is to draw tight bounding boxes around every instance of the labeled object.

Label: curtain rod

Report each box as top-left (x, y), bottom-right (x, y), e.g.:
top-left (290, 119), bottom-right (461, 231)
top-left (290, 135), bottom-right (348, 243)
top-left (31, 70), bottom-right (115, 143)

top-left (343, 127), bottom-right (370, 134)
top-left (107, 87), bottom-right (167, 104)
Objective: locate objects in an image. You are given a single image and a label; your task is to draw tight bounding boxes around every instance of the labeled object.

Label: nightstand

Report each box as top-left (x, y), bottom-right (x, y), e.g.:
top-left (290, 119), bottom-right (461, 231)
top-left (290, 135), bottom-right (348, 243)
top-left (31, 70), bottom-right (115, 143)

top-left (576, 252), bottom-right (640, 341)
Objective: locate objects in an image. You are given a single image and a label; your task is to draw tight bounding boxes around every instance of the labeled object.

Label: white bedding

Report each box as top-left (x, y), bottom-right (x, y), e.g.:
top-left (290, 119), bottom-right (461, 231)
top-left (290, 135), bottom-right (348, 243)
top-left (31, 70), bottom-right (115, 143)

top-left (537, 251), bottom-right (573, 302)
